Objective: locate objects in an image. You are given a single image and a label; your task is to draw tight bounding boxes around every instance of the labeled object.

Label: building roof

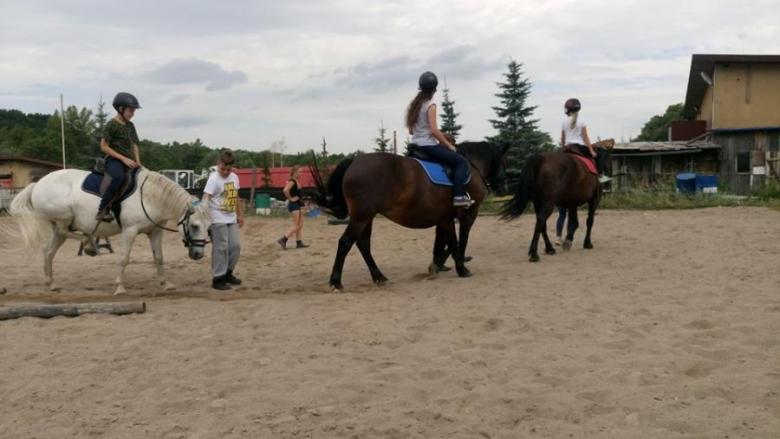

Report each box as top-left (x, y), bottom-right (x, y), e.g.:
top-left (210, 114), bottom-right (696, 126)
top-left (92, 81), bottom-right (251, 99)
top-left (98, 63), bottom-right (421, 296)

top-left (683, 54), bottom-right (780, 119)
top-left (612, 140), bottom-right (721, 156)
top-left (233, 166), bottom-right (320, 188)
top-left (0, 155), bottom-right (64, 168)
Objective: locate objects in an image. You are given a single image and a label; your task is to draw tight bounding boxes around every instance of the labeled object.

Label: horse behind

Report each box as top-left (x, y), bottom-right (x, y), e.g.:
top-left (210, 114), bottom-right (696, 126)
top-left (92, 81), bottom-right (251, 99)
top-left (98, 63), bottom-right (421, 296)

top-left (8, 168), bottom-right (211, 295)
top-left (501, 141), bottom-right (613, 262)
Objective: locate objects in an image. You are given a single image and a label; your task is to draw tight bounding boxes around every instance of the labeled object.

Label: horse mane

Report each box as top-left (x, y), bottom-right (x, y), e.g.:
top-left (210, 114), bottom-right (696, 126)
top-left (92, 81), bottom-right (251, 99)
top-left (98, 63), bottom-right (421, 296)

top-left (139, 169), bottom-right (195, 214)
top-left (456, 141), bottom-right (502, 162)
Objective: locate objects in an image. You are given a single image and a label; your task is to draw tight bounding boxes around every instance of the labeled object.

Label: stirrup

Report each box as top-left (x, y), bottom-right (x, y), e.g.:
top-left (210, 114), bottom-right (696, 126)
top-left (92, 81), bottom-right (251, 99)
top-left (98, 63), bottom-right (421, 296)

top-left (453, 195), bottom-right (473, 207)
top-left (96, 210), bottom-right (114, 223)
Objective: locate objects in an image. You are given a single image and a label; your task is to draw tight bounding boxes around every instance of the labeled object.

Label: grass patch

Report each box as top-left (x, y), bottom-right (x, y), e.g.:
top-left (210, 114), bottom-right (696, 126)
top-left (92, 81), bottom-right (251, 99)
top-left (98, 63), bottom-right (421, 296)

top-left (600, 189), bottom-right (744, 210)
top-left (480, 189), bottom-right (780, 214)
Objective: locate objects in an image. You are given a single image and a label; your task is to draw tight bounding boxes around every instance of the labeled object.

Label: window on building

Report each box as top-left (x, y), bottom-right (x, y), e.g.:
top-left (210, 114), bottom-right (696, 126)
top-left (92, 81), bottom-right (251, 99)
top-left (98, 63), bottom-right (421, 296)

top-left (736, 152), bottom-right (751, 174)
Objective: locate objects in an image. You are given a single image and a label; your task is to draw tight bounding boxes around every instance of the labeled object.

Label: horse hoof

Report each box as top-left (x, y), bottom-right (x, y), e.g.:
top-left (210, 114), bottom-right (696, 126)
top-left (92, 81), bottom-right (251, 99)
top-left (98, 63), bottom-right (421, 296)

top-left (464, 256), bottom-right (473, 263)
top-left (330, 282), bottom-right (344, 293)
top-left (164, 283), bottom-right (176, 291)
top-left (457, 269), bottom-right (472, 278)
top-left (428, 263), bottom-right (440, 279)
top-left (562, 240), bottom-right (573, 251)
top-left (545, 248), bottom-right (556, 255)
top-left (584, 242), bottom-right (594, 250)
top-left (374, 276), bottom-right (388, 286)
top-left (113, 289), bottom-right (127, 296)
top-left (84, 248), bottom-right (98, 257)
top-left (529, 255), bottom-right (540, 263)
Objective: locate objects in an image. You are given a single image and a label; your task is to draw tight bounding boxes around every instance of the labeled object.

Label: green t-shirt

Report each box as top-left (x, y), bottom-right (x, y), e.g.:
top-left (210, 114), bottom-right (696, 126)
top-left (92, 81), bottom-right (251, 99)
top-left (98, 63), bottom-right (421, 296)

top-left (102, 119), bottom-right (139, 159)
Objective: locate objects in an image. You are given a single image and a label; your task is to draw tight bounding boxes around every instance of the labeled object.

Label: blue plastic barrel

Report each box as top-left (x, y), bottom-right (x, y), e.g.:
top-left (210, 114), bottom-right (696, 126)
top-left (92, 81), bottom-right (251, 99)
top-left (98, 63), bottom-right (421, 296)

top-left (676, 173), bottom-right (696, 193)
top-left (695, 175), bottom-right (718, 193)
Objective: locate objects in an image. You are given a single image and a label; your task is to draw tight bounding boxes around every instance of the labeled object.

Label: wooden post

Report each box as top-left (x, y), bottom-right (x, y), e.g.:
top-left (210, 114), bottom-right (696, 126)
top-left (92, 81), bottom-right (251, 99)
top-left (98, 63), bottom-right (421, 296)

top-left (0, 302), bottom-right (146, 320)
top-left (60, 94), bottom-right (66, 169)
top-left (249, 165), bottom-right (257, 215)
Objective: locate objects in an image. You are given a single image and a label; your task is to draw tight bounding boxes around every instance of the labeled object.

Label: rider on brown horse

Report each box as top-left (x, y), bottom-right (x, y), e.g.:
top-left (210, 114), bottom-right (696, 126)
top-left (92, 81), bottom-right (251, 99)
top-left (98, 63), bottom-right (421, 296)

top-left (561, 98), bottom-right (610, 184)
top-left (406, 71), bottom-right (473, 207)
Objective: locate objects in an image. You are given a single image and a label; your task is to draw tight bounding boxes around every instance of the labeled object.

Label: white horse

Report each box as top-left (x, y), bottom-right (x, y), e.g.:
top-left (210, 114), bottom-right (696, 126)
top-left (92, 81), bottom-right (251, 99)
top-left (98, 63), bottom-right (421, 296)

top-left (9, 168), bottom-right (211, 295)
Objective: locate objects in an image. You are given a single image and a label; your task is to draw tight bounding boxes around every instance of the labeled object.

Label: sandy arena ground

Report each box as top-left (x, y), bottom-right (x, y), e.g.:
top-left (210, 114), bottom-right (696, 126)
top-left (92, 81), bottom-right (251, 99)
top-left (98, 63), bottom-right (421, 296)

top-left (1, 207), bottom-right (779, 438)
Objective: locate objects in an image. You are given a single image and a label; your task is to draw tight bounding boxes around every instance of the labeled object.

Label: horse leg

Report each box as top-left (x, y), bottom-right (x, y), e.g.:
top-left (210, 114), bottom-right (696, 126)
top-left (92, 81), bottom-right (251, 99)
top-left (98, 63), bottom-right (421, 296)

top-left (114, 227), bottom-right (138, 295)
top-left (563, 207), bottom-right (579, 251)
top-left (148, 229), bottom-right (176, 292)
top-left (529, 200), bottom-right (554, 262)
top-left (584, 198), bottom-right (597, 249)
top-left (429, 224), bottom-right (449, 277)
top-left (355, 219), bottom-right (388, 286)
top-left (442, 220), bottom-right (469, 277)
top-left (43, 227), bottom-right (67, 291)
top-left (455, 215), bottom-right (476, 278)
top-left (330, 219), bottom-right (367, 292)
top-left (541, 227), bottom-right (556, 256)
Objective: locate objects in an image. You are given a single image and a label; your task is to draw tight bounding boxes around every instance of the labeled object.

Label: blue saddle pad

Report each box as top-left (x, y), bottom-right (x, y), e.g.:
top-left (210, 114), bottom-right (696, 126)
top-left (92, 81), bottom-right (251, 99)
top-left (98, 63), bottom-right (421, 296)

top-left (81, 167), bottom-right (140, 203)
top-left (412, 158), bottom-right (471, 187)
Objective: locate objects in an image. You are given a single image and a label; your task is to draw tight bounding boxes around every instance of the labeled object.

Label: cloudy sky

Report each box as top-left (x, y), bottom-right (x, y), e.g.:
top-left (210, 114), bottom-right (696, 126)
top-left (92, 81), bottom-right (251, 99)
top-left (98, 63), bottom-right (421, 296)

top-left (1, 0), bottom-right (779, 154)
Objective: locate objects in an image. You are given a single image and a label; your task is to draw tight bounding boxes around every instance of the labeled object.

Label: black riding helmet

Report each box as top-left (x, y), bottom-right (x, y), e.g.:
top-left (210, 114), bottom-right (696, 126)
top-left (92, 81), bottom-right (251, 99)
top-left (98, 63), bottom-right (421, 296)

top-left (564, 98), bottom-right (581, 115)
top-left (419, 71), bottom-right (438, 93)
top-left (112, 92), bottom-right (142, 113)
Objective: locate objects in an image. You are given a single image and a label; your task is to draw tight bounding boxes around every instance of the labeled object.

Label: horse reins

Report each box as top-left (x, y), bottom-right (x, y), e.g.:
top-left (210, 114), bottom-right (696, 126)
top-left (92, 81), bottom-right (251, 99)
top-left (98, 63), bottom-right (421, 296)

top-left (140, 176), bottom-right (210, 249)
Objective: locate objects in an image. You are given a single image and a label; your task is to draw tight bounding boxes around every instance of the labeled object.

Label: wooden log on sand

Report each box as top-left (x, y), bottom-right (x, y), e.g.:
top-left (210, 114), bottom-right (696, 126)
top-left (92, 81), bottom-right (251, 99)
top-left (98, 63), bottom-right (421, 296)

top-left (0, 302), bottom-right (146, 320)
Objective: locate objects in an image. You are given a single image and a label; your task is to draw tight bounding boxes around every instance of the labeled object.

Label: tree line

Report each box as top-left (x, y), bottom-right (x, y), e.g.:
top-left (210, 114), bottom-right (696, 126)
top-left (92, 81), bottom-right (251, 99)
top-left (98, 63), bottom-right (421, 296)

top-left (2, 59), bottom-right (681, 178)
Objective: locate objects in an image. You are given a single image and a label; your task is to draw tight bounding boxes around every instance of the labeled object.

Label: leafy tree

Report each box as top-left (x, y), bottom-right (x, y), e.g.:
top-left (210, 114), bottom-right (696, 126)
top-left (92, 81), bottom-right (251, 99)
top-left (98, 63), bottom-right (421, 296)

top-left (635, 103), bottom-right (684, 141)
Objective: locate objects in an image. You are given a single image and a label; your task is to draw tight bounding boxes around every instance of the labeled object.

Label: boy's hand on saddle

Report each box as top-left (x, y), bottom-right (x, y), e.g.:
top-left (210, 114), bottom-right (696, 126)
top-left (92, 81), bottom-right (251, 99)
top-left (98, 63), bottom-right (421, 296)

top-left (123, 157), bottom-right (139, 168)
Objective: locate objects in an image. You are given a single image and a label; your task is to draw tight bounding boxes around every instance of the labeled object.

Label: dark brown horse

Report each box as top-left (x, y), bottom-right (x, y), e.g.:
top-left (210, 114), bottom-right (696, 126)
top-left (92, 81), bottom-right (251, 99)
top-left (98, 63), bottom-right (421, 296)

top-left (500, 141), bottom-right (613, 262)
top-left (312, 142), bottom-right (507, 291)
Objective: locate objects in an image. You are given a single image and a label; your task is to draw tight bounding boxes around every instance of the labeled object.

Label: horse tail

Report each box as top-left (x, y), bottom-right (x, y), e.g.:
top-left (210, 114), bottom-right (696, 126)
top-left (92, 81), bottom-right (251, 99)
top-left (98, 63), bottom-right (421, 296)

top-left (7, 183), bottom-right (52, 249)
top-left (500, 154), bottom-right (543, 220)
top-left (311, 157), bottom-right (352, 219)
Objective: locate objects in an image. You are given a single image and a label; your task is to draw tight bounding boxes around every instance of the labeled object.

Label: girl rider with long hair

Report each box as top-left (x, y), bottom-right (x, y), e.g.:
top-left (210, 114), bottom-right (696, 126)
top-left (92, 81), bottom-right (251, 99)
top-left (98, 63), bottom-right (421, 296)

top-left (405, 71), bottom-right (472, 207)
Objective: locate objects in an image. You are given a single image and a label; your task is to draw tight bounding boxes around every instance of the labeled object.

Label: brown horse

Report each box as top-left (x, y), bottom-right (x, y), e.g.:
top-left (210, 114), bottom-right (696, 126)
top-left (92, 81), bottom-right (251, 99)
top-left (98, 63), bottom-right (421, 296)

top-left (500, 140), bottom-right (613, 262)
top-left (312, 142), bottom-right (508, 291)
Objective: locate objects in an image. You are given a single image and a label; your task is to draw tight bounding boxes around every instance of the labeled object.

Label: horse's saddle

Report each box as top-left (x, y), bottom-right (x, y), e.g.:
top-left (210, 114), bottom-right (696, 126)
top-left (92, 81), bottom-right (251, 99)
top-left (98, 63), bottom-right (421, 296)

top-left (563, 146), bottom-right (598, 176)
top-left (81, 161), bottom-right (140, 224)
top-left (406, 145), bottom-right (472, 187)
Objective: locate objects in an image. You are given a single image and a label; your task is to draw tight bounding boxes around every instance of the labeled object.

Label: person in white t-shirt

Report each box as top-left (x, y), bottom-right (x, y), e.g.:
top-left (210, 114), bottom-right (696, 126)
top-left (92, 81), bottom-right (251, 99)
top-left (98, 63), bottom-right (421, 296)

top-left (202, 150), bottom-right (244, 291)
top-left (560, 98), bottom-right (610, 184)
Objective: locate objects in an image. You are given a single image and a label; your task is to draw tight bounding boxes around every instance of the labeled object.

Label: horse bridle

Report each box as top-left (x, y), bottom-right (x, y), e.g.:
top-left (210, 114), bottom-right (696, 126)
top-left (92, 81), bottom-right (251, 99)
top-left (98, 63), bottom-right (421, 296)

top-left (140, 176), bottom-right (210, 249)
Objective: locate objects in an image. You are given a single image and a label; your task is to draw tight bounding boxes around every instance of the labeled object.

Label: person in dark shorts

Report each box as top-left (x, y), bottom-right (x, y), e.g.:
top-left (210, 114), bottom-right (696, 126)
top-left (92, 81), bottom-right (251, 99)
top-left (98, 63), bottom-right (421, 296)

top-left (277, 165), bottom-right (309, 250)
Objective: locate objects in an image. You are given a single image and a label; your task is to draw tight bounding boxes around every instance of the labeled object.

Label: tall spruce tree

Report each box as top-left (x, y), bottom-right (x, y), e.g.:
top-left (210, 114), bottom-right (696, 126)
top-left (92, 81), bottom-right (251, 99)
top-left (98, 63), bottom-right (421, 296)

top-left (440, 82), bottom-right (462, 141)
top-left (487, 60), bottom-right (553, 174)
top-left (374, 120), bottom-right (390, 153)
top-left (95, 96), bottom-right (109, 133)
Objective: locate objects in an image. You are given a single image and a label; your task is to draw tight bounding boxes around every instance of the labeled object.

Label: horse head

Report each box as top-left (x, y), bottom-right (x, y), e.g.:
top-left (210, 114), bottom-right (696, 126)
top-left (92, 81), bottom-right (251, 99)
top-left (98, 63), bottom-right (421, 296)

top-left (458, 141), bottom-right (510, 196)
top-left (592, 138), bottom-right (615, 178)
top-left (179, 200), bottom-right (212, 260)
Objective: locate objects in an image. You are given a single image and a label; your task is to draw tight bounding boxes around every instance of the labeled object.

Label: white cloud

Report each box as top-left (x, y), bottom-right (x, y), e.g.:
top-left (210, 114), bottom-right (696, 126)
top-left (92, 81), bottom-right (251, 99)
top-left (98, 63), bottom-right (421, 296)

top-left (1, 0), bottom-right (779, 153)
